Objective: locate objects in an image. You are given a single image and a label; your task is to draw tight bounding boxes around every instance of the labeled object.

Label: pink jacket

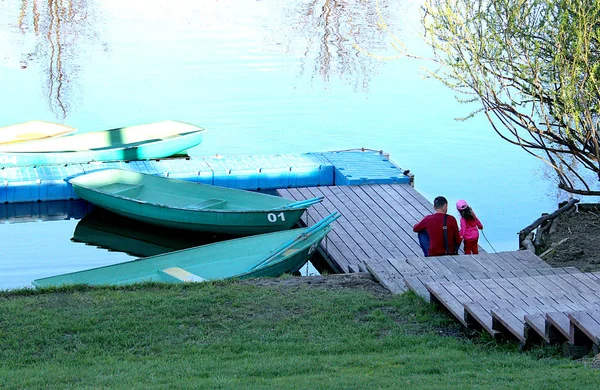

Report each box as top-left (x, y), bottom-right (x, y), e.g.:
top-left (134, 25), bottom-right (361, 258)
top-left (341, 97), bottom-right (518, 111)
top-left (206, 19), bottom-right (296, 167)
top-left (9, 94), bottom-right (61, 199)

top-left (460, 214), bottom-right (483, 241)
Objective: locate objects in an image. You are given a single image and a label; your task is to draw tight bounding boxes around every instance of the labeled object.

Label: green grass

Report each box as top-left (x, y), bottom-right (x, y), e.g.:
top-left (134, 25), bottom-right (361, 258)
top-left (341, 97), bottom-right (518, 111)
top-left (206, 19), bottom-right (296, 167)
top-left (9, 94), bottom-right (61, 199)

top-left (0, 280), bottom-right (597, 389)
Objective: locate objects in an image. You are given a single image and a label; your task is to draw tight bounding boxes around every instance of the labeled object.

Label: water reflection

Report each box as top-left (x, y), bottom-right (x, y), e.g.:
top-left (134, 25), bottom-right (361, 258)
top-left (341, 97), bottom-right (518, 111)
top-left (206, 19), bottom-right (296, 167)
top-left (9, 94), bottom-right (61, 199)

top-left (0, 199), bottom-right (92, 223)
top-left (281, 0), bottom-right (395, 89)
top-left (72, 208), bottom-right (230, 258)
top-left (17, 0), bottom-right (99, 119)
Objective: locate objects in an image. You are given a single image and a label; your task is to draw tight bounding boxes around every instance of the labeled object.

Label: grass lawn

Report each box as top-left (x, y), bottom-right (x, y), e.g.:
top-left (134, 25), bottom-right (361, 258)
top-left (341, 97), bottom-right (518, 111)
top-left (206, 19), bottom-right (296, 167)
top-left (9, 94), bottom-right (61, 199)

top-left (0, 276), bottom-right (598, 389)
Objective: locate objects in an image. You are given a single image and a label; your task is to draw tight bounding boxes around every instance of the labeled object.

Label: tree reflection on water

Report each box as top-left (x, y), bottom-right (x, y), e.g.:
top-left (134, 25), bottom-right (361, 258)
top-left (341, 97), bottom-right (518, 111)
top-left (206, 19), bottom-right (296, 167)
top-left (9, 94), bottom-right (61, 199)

top-left (11, 0), bottom-right (407, 119)
top-left (17, 0), bottom-right (98, 119)
top-left (281, 0), bottom-right (402, 90)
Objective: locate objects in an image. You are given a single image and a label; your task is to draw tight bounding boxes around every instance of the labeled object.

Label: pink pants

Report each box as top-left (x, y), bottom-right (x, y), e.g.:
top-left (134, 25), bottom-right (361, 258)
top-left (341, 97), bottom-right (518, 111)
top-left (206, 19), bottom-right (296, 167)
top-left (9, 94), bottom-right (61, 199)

top-left (464, 239), bottom-right (479, 254)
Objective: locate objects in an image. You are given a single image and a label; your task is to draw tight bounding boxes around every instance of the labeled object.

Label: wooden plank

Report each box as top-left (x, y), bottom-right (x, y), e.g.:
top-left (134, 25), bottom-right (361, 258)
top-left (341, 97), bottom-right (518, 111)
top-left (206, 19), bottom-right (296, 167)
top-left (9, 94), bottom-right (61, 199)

top-left (491, 252), bottom-right (526, 270)
top-left (319, 186), bottom-right (391, 258)
top-left (404, 275), bottom-right (434, 300)
top-left (425, 282), bottom-right (468, 325)
top-left (494, 303), bottom-right (563, 343)
top-left (497, 270), bottom-right (522, 279)
top-left (418, 256), bottom-right (455, 276)
top-left (328, 186), bottom-right (397, 258)
top-left (475, 253), bottom-right (514, 272)
top-left (549, 267), bottom-right (581, 275)
top-left (337, 185), bottom-right (417, 258)
top-left (364, 258), bottom-right (406, 294)
top-left (546, 311), bottom-right (571, 343)
top-left (551, 296), bottom-right (595, 312)
top-left (364, 185), bottom-right (424, 228)
top-left (310, 187), bottom-right (376, 262)
top-left (569, 310), bottom-right (600, 346)
top-left (500, 252), bottom-right (548, 271)
top-left (507, 250), bottom-right (552, 268)
top-left (510, 269), bottom-right (531, 278)
top-left (543, 274), bottom-right (593, 297)
top-left (500, 277), bottom-right (538, 298)
top-left (463, 302), bottom-right (499, 336)
top-left (449, 254), bottom-right (489, 274)
top-left (405, 256), bottom-right (439, 276)
top-left (386, 257), bottom-right (421, 277)
top-left (488, 277), bottom-right (526, 299)
top-left (385, 184), bottom-right (433, 217)
top-left (435, 256), bottom-right (473, 276)
top-left (454, 279), bottom-right (489, 303)
top-left (491, 307), bottom-right (528, 343)
top-left (465, 279), bottom-right (503, 301)
top-left (472, 278), bottom-right (516, 300)
top-left (374, 184), bottom-right (428, 221)
top-left (358, 185), bottom-right (424, 255)
top-left (524, 313), bottom-right (549, 343)
top-left (350, 185), bottom-right (423, 257)
top-left (299, 187), bottom-right (369, 262)
top-left (535, 274), bottom-right (582, 297)
top-left (437, 281), bottom-right (475, 311)
top-left (564, 272), bottom-right (600, 295)
top-left (375, 258), bottom-right (410, 291)
top-left (469, 253), bottom-right (504, 273)
top-left (511, 276), bottom-right (554, 298)
top-left (499, 300), bottom-right (593, 345)
top-left (393, 184), bottom-right (434, 211)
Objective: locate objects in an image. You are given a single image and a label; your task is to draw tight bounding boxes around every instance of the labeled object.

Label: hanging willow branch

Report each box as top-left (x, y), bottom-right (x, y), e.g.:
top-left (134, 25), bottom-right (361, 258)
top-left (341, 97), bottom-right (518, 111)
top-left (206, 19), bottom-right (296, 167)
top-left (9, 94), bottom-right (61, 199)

top-left (422, 0), bottom-right (600, 195)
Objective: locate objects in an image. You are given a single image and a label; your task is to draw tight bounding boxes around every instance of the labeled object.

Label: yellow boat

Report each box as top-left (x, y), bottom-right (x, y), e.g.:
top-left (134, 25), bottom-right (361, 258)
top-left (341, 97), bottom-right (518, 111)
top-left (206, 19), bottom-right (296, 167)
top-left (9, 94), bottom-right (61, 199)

top-left (0, 121), bottom-right (75, 145)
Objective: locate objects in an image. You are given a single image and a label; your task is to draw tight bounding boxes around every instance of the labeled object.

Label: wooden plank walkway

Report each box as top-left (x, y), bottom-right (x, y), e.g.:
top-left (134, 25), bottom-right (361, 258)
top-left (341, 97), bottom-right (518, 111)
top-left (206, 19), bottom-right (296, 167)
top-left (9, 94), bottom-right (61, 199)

top-left (277, 184), bottom-right (433, 273)
top-left (278, 183), bottom-right (600, 355)
top-left (365, 247), bottom-right (600, 353)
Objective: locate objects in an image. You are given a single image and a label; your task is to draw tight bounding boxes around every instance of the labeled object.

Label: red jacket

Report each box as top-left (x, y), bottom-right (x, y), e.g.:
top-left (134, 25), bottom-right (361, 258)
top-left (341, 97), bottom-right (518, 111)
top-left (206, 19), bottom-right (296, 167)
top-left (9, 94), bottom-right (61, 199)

top-left (413, 213), bottom-right (462, 256)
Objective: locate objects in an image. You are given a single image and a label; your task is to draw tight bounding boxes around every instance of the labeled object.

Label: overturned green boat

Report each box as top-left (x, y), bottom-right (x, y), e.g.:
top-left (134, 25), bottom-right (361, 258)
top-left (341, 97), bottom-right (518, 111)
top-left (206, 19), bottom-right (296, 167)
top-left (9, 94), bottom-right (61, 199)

top-left (33, 213), bottom-right (338, 287)
top-left (0, 120), bottom-right (205, 167)
top-left (69, 169), bottom-right (323, 235)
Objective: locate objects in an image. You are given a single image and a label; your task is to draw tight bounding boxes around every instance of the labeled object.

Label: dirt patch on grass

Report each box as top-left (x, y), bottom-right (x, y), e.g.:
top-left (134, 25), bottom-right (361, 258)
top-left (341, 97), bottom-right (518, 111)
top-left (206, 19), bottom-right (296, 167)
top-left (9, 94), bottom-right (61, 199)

top-left (239, 272), bottom-right (391, 298)
top-left (538, 205), bottom-right (600, 272)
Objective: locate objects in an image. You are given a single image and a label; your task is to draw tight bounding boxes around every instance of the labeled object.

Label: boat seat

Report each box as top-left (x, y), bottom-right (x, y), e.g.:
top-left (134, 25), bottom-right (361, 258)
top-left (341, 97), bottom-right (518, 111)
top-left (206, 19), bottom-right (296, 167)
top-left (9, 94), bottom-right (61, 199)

top-left (185, 198), bottom-right (226, 210)
top-left (160, 267), bottom-right (207, 283)
top-left (98, 184), bottom-right (144, 197)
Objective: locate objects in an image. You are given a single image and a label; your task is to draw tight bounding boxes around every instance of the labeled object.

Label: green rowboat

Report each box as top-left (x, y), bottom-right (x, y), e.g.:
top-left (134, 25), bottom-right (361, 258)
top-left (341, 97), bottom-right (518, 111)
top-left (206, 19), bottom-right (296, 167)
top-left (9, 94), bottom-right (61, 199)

top-left (0, 120), bottom-right (205, 167)
top-left (69, 169), bottom-right (323, 235)
top-left (33, 213), bottom-right (339, 287)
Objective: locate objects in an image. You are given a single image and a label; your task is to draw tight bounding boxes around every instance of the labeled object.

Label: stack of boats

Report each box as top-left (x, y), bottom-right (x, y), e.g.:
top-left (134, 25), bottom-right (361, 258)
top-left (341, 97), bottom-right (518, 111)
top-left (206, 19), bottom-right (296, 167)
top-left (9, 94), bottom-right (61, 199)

top-left (0, 120), bottom-right (337, 287)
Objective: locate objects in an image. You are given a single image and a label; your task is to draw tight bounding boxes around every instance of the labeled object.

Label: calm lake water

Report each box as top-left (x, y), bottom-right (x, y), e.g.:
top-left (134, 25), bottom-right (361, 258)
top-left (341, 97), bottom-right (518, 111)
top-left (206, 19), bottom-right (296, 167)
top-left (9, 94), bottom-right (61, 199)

top-left (0, 0), bottom-right (564, 289)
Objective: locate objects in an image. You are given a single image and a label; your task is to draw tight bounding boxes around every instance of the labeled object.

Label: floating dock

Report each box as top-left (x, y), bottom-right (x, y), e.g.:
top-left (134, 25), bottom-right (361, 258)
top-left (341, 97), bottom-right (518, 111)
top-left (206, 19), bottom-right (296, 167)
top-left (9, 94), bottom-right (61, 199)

top-left (0, 150), bottom-right (411, 203)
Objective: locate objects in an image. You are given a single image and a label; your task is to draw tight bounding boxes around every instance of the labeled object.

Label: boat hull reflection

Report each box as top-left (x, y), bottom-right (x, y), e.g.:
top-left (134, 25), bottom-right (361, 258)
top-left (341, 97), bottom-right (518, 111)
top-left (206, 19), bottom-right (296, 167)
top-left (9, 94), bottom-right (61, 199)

top-left (72, 208), bottom-right (231, 258)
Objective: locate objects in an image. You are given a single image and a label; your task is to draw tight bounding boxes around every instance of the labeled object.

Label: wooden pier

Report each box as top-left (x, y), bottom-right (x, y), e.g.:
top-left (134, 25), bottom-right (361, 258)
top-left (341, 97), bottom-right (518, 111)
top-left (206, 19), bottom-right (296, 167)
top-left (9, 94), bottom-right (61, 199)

top-left (278, 183), bottom-right (431, 273)
top-left (278, 183), bottom-right (600, 356)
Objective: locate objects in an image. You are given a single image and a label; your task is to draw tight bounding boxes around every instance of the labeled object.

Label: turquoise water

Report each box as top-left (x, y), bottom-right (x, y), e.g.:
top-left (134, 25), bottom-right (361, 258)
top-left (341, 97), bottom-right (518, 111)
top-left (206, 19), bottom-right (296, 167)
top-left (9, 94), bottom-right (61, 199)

top-left (0, 0), bottom-right (563, 289)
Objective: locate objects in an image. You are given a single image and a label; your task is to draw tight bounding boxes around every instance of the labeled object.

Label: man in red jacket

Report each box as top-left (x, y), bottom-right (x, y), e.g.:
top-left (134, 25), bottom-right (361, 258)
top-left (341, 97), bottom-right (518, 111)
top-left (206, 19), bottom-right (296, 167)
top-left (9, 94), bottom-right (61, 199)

top-left (413, 196), bottom-right (462, 257)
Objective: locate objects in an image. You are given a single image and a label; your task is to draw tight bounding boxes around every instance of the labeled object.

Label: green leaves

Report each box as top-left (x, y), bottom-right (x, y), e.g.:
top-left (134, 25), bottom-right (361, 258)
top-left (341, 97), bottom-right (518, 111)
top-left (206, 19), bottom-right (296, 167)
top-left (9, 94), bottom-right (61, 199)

top-left (422, 0), bottom-right (600, 195)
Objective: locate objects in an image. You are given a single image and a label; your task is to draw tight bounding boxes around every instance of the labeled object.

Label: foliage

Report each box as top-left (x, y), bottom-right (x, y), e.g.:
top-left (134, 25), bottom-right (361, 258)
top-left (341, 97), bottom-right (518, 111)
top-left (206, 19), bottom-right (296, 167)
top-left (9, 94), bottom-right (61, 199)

top-left (0, 281), bottom-right (597, 389)
top-left (422, 0), bottom-right (600, 195)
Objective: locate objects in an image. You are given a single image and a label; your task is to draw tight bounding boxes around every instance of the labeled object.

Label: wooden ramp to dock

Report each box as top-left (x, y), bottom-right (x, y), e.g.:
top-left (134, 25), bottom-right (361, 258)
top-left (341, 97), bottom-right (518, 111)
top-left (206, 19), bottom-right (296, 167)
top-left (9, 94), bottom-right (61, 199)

top-left (277, 184), bottom-right (433, 273)
top-left (367, 250), bottom-right (600, 355)
top-left (278, 183), bottom-right (600, 354)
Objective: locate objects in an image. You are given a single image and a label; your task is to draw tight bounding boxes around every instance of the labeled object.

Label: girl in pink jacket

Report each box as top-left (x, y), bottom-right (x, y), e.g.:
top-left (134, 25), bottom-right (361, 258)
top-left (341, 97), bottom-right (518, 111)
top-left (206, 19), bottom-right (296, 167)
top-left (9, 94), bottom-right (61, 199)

top-left (456, 200), bottom-right (483, 254)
